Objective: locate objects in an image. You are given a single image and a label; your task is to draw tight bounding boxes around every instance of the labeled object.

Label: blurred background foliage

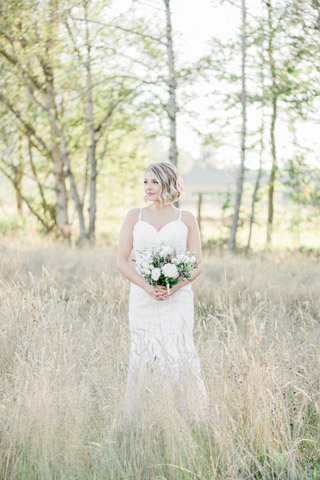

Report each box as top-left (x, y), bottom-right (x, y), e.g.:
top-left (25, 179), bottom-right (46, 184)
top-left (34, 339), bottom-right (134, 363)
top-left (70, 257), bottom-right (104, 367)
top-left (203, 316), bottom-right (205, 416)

top-left (0, 0), bottom-right (319, 253)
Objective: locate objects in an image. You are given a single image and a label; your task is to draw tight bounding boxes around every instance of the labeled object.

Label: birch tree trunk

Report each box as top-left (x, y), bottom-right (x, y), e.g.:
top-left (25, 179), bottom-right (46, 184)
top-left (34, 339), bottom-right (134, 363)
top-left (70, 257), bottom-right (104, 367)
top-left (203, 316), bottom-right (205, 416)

top-left (245, 30), bottom-right (266, 255)
top-left (163, 0), bottom-right (178, 168)
top-left (84, 1), bottom-right (97, 243)
top-left (44, 1), bottom-right (86, 241)
top-left (266, 0), bottom-right (278, 246)
top-left (46, 92), bottom-right (70, 238)
top-left (228, 0), bottom-right (247, 252)
top-left (44, 0), bottom-right (71, 239)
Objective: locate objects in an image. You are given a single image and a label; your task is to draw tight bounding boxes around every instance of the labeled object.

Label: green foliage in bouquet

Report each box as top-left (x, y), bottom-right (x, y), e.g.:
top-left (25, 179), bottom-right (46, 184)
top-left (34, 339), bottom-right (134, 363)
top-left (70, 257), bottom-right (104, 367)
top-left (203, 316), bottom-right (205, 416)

top-left (132, 244), bottom-right (199, 289)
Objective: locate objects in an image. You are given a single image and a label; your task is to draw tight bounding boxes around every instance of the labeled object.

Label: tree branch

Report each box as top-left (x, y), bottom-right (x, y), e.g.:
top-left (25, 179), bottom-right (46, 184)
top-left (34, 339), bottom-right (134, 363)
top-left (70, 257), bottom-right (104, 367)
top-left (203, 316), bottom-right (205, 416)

top-left (70, 16), bottom-right (166, 45)
top-left (0, 91), bottom-right (51, 157)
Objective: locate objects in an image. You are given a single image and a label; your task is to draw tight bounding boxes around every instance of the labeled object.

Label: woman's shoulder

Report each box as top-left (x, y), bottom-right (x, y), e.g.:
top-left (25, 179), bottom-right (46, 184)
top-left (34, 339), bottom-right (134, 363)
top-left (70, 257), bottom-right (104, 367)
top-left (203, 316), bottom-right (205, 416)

top-left (123, 207), bottom-right (141, 224)
top-left (126, 206), bottom-right (141, 215)
top-left (180, 209), bottom-right (197, 223)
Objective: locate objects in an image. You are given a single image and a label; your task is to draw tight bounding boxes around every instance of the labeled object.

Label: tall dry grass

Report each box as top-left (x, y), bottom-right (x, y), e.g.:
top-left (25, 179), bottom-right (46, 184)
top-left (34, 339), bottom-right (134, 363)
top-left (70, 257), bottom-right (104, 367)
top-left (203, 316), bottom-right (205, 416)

top-left (0, 241), bottom-right (319, 479)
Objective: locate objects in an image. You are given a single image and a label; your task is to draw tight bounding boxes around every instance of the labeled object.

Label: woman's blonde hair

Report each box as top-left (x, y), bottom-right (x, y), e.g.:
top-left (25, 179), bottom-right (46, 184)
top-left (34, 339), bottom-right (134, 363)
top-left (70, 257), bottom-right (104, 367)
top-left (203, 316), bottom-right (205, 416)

top-left (144, 162), bottom-right (184, 205)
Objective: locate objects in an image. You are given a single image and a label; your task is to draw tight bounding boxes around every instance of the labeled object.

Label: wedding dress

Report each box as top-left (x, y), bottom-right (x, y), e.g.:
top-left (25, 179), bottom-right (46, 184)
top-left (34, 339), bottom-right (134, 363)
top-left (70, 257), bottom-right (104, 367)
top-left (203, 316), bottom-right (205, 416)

top-left (120, 208), bottom-right (211, 427)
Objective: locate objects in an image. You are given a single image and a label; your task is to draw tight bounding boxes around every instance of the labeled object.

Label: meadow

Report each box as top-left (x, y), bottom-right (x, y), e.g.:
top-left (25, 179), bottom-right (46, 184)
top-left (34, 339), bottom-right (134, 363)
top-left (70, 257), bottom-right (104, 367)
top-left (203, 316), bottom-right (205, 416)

top-left (0, 240), bottom-right (319, 479)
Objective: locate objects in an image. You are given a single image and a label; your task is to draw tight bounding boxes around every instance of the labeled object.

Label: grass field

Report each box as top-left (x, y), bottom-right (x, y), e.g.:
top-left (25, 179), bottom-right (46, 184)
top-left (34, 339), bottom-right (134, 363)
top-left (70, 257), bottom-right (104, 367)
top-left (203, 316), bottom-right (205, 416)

top-left (0, 241), bottom-right (319, 479)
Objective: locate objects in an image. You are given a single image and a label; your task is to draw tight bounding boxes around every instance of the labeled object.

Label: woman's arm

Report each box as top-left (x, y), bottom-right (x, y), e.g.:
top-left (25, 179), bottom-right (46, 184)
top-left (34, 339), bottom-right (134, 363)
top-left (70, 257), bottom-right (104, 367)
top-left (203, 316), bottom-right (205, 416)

top-left (116, 208), bottom-right (147, 289)
top-left (169, 210), bottom-right (203, 295)
top-left (116, 209), bottom-right (167, 300)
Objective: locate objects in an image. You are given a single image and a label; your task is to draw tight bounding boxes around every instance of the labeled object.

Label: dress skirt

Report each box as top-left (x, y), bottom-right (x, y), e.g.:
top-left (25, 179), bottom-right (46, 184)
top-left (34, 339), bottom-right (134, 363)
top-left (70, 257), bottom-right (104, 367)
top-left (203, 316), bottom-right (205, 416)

top-left (120, 282), bottom-right (211, 427)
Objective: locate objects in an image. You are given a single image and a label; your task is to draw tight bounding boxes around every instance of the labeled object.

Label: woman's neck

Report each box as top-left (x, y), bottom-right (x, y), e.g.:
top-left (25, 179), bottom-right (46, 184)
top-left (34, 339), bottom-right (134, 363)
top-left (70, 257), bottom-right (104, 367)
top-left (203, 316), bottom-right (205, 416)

top-left (149, 202), bottom-right (174, 213)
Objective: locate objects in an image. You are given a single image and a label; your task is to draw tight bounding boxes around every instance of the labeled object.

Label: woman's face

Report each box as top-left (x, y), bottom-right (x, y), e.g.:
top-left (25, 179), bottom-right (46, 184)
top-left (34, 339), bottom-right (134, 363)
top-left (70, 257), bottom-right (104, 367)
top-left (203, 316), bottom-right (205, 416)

top-left (144, 170), bottom-right (161, 201)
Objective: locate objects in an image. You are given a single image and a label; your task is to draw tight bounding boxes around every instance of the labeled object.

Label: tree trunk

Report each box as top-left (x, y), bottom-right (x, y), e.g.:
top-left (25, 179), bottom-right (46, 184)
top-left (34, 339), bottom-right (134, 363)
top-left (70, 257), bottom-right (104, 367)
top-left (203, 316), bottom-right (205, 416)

top-left (245, 31), bottom-right (266, 255)
top-left (228, 0), bottom-right (247, 252)
top-left (85, 2), bottom-right (97, 243)
top-left (311, 0), bottom-right (320, 30)
top-left (42, 0), bottom-right (85, 241)
top-left (44, 0), bottom-right (70, 240)
top-left (43, 54), bottom-right (86, 241)
top-left (164, 0), bottom-right (178, 168)
top-left (245, 130), bottom-right (264, 254)
top-left (27, 135), bottom-right (57, 225)
top-left (0, 165), bottom-right (54, 232)
top-left (266, 0), bottom-right (278, 245)
top-left (267, 97), bottom-right (277, 244)
top-left (16, 133), bottom-right (24, 216)
top-left (46, 81), bottom-right (71, 239)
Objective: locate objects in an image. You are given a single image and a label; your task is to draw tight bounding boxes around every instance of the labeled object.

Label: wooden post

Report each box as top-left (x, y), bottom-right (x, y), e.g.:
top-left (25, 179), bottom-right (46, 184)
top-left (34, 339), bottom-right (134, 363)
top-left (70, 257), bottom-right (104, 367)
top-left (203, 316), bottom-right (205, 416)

top-left (197, 193), bottom-right (203, 234)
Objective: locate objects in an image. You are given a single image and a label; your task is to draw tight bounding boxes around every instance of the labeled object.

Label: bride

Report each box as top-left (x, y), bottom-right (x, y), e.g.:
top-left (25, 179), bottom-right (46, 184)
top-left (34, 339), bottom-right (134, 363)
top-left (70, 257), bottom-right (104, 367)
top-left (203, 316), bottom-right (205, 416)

top-left (116, 162), bottom-right (211, 428)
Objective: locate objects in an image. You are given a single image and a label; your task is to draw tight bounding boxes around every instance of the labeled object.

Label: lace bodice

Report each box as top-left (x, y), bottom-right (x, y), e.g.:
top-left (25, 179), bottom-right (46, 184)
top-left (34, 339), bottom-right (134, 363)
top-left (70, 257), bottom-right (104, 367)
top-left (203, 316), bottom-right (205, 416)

top-left (133, 208), bottom-right (188, 263)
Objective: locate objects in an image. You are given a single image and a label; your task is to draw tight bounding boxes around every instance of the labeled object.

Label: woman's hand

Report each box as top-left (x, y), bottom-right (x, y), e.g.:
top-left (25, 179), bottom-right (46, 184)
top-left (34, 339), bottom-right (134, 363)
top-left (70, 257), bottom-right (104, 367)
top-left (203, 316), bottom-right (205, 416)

top-left (144, 284), bottom-right (169, 301)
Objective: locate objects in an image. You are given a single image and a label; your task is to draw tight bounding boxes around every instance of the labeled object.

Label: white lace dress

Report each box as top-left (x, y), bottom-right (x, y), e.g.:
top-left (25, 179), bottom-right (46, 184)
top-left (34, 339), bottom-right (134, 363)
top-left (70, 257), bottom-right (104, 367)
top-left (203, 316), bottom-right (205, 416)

top-left (120, 208), bottom-right (210, 427)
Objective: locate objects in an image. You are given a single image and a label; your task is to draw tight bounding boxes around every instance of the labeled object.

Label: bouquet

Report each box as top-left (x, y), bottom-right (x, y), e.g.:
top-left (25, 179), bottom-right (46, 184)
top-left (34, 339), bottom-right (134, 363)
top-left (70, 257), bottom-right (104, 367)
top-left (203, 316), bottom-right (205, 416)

top-left (133, 244), bottom-right (199, 295)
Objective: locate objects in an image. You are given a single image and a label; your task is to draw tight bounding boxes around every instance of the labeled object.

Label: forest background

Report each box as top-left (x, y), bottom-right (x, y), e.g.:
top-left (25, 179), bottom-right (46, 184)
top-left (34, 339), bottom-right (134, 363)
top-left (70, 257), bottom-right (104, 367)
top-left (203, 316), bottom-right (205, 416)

top-left (1, 0), bottom-right (320, 254)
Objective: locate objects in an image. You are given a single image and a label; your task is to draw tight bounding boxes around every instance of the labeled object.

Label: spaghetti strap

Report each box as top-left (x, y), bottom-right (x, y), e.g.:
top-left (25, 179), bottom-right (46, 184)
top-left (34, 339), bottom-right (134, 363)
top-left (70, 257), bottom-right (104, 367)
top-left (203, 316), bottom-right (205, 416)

top-left (178, 209), bottom-right (182, 221)
top-left (138, 207), bottom-right (142, 221)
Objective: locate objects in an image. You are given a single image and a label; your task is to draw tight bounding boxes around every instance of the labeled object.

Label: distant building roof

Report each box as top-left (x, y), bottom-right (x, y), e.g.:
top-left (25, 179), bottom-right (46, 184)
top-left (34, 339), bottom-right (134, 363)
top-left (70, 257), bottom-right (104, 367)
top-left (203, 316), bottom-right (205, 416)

top-left (182, 168), bottom-right (236, 194)
top-left (182, 167), bottom-right (270, 194)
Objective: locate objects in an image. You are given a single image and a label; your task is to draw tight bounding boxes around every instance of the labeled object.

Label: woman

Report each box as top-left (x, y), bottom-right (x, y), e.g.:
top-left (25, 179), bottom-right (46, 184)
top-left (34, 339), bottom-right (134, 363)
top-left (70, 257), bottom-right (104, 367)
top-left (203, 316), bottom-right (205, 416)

top-left (116, 162), bottom-right (210, 428)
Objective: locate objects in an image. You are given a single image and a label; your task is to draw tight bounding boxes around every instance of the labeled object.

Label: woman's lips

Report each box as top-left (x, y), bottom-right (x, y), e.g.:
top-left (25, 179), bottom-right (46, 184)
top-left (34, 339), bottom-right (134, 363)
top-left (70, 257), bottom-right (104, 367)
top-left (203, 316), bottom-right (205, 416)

top-left (147, 193), bottom-right (154, 195)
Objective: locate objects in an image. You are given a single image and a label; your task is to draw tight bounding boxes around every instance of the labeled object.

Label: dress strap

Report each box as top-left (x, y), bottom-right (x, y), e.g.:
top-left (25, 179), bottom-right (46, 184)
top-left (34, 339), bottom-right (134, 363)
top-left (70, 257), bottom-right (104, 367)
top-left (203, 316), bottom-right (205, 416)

top-left (178, 209), bottom-right (182, 221)
top-left (138, 207), bottom-right (142, 221)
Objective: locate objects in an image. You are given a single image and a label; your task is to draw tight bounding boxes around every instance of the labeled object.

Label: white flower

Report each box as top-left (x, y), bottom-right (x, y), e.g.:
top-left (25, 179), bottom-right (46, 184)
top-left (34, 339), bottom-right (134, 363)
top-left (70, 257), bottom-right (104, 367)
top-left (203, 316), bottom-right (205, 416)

top-left (160, 245), bottom-right (172, 256)
top-left (144, 269), bottom-right (151, 275)
top-left (151, 268), bottom-right (161, 281)
top-left (175, 254), bottom-right (188, 263)
top-left (171, 257), bottom-right (180, 264)
top-left (162, 263), bottom-right (179, 279)
top-left (190, 256), bottom-right (197, 264)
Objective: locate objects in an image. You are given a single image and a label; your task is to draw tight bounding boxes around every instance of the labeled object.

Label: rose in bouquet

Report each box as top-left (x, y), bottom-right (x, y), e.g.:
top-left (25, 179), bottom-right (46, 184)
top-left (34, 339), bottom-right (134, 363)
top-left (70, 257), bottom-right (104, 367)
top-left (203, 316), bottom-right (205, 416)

top-left (133, 243), bottom-right (199, 295)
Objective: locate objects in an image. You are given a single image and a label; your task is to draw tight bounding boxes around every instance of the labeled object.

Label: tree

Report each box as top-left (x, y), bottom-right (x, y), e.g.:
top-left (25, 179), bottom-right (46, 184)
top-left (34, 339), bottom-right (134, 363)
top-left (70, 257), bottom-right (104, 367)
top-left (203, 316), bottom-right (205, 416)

top-left (265, 0), bottom-right (278, 246)
top-left (163, 0), bottom-right (178, 168)
top-left (228, 0), bottom-right (247, 252)
top-left (109, 0), bottom-right (200, 171)
top-left (245, 33), bottom-right (266, 255)
top-left (0, 0), bottom-right (142, 242)
top-left (263, 0), bottom-right (320, 245)
top-left (65, 0), bottom-right (138, 242)
top-left (0, 0), bottom-right (77, 238)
